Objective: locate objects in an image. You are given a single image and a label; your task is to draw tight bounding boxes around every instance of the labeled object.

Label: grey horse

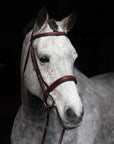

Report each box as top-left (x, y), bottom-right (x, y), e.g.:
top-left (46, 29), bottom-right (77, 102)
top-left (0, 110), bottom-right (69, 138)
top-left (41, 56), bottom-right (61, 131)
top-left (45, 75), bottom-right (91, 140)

top-left (11, 8), bottom-right (114, 144)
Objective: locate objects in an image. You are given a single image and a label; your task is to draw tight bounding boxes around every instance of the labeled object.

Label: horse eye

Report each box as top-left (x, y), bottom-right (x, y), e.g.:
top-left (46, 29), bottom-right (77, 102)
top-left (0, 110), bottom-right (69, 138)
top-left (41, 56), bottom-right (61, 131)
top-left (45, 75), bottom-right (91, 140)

top-left (39, 55), bottom-right (50, 63)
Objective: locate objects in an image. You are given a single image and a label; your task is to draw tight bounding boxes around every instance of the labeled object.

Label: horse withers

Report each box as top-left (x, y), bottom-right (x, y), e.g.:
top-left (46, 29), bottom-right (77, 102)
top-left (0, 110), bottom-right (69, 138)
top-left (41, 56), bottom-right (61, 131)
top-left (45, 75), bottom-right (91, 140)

top-left (11, 7), bottom-right (114, 144)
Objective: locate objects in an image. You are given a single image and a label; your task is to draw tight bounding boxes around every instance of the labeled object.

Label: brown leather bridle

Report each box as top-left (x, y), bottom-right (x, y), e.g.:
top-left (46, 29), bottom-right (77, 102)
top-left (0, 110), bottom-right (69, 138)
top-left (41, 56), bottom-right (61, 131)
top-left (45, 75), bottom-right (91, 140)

top-left (23, 31), bottom-right (77, 144)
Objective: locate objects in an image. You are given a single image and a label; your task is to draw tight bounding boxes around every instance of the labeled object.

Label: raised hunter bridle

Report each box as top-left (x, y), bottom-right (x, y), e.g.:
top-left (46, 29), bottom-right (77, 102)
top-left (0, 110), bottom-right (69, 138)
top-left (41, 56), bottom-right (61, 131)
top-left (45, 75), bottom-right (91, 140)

top-left (23, 31), bottom-right (77, 144)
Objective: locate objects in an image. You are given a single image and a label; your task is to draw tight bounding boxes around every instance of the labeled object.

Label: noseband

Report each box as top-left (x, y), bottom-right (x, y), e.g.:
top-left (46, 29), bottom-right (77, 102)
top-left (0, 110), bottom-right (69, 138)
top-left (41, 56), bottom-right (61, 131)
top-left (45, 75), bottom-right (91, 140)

top-left (23, 31), bottom-right (77, 144)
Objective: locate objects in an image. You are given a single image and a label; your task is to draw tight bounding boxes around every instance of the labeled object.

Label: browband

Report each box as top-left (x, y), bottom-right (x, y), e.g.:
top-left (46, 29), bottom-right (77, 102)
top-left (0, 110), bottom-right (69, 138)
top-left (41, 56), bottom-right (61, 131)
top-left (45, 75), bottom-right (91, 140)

top-left (31, 32), bottom-right (66, 41)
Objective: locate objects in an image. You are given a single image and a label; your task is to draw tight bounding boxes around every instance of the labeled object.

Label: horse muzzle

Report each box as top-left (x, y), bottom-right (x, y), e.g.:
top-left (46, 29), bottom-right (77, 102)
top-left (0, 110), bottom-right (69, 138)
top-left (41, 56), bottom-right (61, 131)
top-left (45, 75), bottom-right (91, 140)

top-left (55, 106), bottom-right (84, 129)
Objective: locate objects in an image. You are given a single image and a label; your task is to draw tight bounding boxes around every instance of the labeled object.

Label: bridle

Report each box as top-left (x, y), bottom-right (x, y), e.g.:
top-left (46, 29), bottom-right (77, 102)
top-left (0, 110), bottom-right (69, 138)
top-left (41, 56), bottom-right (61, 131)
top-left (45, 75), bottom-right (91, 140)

top-left (23, 31), bottom-right (77, 144)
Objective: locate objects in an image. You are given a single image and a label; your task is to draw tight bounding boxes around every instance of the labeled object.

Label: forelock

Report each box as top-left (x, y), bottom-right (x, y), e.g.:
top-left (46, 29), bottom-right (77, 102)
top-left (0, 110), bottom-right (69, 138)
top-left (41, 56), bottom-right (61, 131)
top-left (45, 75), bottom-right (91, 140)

top-left (48, 18), bottom-right (58, 32)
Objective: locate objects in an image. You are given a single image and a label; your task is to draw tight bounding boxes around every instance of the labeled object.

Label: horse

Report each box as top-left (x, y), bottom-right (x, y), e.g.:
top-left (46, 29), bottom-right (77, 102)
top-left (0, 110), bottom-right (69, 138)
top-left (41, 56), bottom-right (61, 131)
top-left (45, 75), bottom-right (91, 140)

top-left (11, 7), bottom-right (114, 144)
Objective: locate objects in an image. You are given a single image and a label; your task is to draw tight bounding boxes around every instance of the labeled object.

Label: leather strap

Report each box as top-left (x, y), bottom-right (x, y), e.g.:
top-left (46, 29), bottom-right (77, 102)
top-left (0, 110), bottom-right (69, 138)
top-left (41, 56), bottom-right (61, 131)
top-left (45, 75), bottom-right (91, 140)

top-left (47, 75), bottom-right (77, 94)
top-left (43, 75), bottom-right (77, 106)
top-left (31, 32), bottom-right (66, 41)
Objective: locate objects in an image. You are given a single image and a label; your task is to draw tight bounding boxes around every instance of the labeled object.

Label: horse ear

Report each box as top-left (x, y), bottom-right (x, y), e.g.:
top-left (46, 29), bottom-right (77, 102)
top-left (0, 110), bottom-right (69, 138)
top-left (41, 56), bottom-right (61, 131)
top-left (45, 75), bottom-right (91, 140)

top-left (60, 11), bottom-right (77, 32)
top-left (33, 7), bottom-right (49, 31)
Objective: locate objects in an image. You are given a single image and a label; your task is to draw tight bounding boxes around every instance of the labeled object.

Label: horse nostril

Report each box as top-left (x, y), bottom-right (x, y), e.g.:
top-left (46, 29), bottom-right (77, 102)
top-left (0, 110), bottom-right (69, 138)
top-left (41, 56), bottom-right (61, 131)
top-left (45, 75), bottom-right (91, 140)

top-left (66, 108), bottom-right (77, 121)
top-left (66, 108), bottom-right (83, 124)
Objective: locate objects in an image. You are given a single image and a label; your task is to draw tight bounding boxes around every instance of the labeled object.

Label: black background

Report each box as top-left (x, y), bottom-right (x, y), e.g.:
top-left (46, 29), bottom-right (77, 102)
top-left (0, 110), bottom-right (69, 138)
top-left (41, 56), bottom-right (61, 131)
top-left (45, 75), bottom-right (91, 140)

top-left (0, 0), bottom-right (114, 143)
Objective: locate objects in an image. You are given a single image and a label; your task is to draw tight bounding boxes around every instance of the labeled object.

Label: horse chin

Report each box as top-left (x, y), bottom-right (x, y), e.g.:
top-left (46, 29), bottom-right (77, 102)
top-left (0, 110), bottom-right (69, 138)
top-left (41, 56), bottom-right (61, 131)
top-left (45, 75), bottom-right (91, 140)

top-left (59, 118), bottom-right (82, 130)
top-left (62, 121), bottom-right (81, 129)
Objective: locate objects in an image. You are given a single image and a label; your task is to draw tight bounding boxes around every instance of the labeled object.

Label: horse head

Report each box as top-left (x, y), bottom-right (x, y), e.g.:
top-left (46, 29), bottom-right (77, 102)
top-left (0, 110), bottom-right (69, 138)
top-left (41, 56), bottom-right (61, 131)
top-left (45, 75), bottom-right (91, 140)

top-left (22, 7), bottom-right (84, 129)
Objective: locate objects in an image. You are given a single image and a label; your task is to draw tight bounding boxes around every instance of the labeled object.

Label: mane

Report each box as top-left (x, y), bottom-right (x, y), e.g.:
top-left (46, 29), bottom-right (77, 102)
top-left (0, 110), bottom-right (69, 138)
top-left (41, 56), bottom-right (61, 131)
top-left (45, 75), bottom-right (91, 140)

top-left (48, 18), bottom-right (58, 32)
top-left (22, 18), bottom-right (36, 38)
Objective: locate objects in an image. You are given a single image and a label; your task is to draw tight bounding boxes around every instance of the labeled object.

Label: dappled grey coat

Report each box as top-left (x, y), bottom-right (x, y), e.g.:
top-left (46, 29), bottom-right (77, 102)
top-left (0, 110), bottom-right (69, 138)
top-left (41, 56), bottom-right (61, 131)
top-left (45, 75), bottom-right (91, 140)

top-left (11, 68), bottom-right (114, 144)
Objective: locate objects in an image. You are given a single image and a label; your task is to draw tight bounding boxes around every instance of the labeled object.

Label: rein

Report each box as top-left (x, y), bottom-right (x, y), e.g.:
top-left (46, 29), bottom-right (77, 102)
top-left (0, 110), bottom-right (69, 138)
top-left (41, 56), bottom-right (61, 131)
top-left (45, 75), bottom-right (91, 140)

top-left (23, 31), bottom-right (77, 144)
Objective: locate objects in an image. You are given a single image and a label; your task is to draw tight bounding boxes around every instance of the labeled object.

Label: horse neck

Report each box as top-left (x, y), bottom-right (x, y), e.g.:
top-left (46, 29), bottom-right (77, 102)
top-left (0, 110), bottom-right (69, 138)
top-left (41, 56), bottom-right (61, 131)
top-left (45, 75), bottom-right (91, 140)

top-left (20, 85), bottom-right (64, 139)
top-left (73, 68), bottom-right (98, 101)
top-left (21, 30), bottom-right (32, 76)
top-left (74, 68), bottom-right (89, 94)
top-left (21, 78), bottom-right (46, 122)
